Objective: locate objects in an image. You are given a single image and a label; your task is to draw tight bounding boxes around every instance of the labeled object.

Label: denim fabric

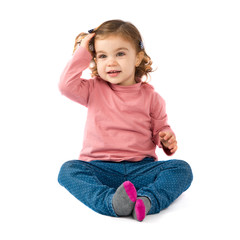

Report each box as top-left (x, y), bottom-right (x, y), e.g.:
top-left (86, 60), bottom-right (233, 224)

top-left (58, 157), bottom-right (193, 217)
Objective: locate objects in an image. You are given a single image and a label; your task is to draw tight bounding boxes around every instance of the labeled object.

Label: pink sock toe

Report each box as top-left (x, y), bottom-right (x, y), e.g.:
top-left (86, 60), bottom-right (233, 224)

top-left (123, 181), bottom-right (137, 202)
top-left (135, 199), bottom-right (146, 221)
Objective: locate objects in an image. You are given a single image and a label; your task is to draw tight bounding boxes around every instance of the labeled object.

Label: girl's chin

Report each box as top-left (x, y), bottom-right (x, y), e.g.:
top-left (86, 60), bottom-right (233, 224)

top-left (105, 79), bottom-right (122, 84)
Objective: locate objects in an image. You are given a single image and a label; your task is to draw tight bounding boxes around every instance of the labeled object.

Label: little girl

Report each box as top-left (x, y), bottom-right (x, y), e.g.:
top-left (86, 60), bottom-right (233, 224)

top-left (58, 19), bottom-right (193, 222)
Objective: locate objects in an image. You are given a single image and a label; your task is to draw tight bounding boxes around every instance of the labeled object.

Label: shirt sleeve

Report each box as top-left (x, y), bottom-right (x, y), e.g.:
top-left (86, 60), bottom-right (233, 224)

top-left (58, 46), bottom-right (94, 107)
top-left (150, 92), bottom-right (175, 156)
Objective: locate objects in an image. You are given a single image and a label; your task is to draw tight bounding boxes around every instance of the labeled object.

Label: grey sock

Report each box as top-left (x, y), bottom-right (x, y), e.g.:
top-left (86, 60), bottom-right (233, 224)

top-left (132, 196), bottom-right (151, 221)
top-left (112, 181), bottom-right (137, 216)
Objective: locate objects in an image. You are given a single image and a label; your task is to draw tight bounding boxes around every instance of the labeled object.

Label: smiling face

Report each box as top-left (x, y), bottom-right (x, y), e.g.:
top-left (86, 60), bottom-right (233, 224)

top-left (94, 35), bottom-right (144, 86)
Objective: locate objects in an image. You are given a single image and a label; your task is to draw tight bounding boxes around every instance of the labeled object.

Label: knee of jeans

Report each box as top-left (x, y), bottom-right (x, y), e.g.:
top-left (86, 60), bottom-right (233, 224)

top-left (58, 160), bottom-right (79, 186)
top-left (173, 160), bottom-right (193, 182)
top-left (171, 159), bottom-right (193, 184)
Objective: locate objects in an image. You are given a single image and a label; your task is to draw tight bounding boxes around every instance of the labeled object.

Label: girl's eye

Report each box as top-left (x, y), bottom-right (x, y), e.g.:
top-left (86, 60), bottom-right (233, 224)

top-left (117, 52), bottom-right (125, 57)
top-left (98, 54), bottom-right (107, 59)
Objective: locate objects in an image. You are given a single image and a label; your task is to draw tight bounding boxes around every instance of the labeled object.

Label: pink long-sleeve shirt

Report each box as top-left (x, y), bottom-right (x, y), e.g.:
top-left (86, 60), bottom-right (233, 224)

top-left (59, 46), bottom-right (175, 162)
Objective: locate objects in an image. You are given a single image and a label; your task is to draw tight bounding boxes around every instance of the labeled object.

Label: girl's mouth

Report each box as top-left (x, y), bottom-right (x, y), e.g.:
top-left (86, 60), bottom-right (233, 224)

top-left (107, 70), bottom-right (121, 77)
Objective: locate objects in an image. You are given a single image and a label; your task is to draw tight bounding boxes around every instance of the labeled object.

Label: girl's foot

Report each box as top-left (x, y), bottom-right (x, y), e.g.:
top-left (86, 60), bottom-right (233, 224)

top-left (132, 197), bottom-right (151, 221)
top-left (112, 181), bottom-right (137, 216)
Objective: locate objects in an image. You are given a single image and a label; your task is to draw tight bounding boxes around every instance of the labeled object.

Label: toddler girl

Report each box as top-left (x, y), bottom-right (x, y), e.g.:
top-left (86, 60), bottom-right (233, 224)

top-left (58, 19), bottom-right (193, 221)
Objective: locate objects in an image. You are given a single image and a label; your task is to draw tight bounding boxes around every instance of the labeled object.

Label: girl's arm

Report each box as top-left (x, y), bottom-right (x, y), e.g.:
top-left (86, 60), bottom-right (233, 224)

top-left (59, 33), bottom-right (95, 107)
top-left (58, 46), bottom-right (93, 107)
top-left (150, 93), bottom-right (176, 156)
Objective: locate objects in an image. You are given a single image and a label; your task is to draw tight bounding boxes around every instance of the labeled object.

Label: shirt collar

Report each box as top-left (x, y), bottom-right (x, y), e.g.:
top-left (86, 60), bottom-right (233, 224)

top-left (108, 78), bottom-right (142, 92)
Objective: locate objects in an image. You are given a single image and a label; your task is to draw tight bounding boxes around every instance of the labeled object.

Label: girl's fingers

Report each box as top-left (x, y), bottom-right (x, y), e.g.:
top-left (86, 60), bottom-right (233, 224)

top-left (168, 141), bottom-right (177, 149)
top-left (170, 145), bottom-right (178, 153)
top-left (84, 33), bottom-right (95, 43)
top-left (168, 135), bottom-right (175, 143)
top-left (159, 131), bottom-right (172, 140)
top-left (80, 33), bottom-right (95, 48)
top-left (159, 132), bottom-right (166, 138)
top-left (164, 132), bottom-right (172, 141)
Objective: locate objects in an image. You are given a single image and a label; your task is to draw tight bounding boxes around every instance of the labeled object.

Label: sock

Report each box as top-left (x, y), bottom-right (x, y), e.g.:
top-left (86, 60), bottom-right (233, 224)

top-left (132, 196), bottom-right (151, 222)
top-left (112, 181), bottom-right (137, 216)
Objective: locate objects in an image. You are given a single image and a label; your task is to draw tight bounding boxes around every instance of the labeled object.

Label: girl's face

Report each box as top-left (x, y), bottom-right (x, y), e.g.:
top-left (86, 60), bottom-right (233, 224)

top-left (94, 35), bottom-right (144, 86)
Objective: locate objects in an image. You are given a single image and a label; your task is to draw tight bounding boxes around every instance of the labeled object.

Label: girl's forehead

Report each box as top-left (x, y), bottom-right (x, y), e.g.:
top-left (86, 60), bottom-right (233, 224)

top-left (95, 34), bottom-right (135, 50)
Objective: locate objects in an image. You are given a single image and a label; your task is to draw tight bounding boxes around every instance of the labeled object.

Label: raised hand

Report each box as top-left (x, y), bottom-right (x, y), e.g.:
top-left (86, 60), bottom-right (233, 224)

top-left (73, 32), bottom-right (95, 54)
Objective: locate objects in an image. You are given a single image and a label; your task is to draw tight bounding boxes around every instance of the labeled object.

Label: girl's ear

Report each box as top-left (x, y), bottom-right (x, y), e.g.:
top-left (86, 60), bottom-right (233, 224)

top-left (135, 51), bottom-right (144, 67)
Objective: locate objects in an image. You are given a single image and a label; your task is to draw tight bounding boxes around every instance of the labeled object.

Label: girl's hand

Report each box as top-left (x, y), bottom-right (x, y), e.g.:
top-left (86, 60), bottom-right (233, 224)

top-left (79, 33), bottom-right (95, 51)
top-left (73, 33), bottom-right (95, 54)
top-left (159, 131), bottom-right (178, 154)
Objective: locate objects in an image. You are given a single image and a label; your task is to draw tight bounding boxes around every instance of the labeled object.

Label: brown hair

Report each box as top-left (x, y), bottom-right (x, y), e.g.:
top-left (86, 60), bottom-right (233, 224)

top-left (73, 20), bottom-right (154, 83)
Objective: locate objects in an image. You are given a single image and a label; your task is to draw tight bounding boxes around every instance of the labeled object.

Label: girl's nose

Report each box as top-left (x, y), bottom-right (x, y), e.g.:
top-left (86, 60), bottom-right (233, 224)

top-left (107, 57), bottom-right (117, 66)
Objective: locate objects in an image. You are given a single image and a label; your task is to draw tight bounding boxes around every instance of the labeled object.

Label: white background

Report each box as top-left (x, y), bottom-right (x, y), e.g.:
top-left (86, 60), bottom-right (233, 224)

top-left (1, 0), bottom-right (239, 239)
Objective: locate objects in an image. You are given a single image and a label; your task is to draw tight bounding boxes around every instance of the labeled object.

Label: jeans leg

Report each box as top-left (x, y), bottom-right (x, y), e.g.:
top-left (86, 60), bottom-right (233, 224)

top-left (135, 159), bottom-right (193, 215)
top-left (58, 160), bottom-right (118, 217)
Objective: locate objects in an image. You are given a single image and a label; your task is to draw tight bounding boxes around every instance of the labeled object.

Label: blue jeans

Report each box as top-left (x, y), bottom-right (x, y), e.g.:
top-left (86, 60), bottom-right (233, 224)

top-left (58, 157), bottom-right (193, 217)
